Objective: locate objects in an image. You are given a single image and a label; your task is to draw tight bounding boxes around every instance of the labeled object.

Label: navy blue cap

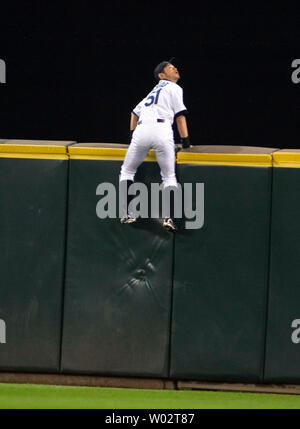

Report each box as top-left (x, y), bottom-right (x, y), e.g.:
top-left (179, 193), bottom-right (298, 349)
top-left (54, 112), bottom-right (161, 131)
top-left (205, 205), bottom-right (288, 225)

top-left (154, 61), bottom-right (169, 81)
top-left (153, 58), bottom-right (176, 81)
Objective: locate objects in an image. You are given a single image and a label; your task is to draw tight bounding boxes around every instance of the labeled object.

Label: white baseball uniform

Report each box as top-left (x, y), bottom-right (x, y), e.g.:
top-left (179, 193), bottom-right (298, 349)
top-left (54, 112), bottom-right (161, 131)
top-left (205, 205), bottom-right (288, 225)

top-left (120, 79), bottom-right (187, 188)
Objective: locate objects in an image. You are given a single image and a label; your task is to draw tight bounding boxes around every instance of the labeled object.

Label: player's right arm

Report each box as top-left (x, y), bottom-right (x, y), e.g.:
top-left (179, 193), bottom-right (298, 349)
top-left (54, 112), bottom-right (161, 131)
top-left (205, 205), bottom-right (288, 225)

top-left (129, 99), bottom-right (143, 142)
top-left (128, 112), bottom-right (138, 143)
top-left (130, 112), bottom-right (139, 131)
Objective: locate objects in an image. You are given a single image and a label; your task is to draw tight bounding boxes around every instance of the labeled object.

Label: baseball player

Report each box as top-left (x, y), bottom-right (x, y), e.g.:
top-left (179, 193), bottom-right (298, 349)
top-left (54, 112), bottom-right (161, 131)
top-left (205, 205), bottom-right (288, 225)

top-left (119, 60), bottom-right (191, 231)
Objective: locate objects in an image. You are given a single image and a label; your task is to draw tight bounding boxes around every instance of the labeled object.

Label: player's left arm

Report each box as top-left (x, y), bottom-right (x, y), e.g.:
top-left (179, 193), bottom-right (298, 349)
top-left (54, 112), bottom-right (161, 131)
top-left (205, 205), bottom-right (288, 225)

top-left (176, 114), bottom-right (191, 148)
top-left (172, 85), bottom-right (191, 148)
top-left (176, 114), bottom-right (188, 138)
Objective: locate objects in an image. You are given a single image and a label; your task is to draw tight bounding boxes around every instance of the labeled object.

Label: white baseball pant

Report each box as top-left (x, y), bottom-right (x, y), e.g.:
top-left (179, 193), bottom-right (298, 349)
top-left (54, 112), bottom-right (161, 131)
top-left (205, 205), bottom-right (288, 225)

top-left (120, 121), bottom-right (178, 188)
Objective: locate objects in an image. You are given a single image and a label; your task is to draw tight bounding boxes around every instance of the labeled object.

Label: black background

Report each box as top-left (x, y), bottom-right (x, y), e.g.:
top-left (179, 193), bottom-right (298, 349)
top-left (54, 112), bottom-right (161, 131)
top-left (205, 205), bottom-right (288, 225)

top-left (1, 1), bottom-right (300, 148)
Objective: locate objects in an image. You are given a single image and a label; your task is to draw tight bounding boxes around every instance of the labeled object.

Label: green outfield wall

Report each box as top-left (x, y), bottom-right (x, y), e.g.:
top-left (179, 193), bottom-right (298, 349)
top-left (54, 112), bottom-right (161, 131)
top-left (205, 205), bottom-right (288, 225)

top-left (264, 150), bottom-right (300, 383)
top-left (0, 139), bottom-right (73, 372)
top-left (60, 144), bottom-right (174, 377)
top-left (170, 146), bottom-right (276, 382)
top-left (1, 141), bottom-right (300, 384)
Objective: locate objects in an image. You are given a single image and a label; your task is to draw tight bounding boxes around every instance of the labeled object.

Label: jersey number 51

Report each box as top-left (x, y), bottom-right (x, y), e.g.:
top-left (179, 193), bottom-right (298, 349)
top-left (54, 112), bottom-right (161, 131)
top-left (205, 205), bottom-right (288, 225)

top-left (145, 89), bottom-right (162, 107)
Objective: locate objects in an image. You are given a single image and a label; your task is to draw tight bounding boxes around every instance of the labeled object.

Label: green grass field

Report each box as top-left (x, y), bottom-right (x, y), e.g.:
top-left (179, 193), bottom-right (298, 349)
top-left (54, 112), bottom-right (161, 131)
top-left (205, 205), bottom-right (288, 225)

top-left (0, 383), bottom-right (300, 409)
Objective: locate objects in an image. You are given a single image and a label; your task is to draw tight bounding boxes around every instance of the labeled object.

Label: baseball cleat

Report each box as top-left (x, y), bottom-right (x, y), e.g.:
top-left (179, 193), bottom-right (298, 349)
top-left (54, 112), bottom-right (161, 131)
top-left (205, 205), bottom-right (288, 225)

top-left (163, 218), bottom-right (177, 232)
top-left (120, 214), bottom-right (136, 224)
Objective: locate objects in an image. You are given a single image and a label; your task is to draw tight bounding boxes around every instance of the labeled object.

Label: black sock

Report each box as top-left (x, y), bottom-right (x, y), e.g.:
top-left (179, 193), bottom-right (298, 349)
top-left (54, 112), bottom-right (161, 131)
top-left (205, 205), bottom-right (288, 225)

top-left (163, 187), bottom-right (175, 220)
top-left (120, 180), bottom-right (134, 217)
top-left (126, 180), bottom-right (134, 215)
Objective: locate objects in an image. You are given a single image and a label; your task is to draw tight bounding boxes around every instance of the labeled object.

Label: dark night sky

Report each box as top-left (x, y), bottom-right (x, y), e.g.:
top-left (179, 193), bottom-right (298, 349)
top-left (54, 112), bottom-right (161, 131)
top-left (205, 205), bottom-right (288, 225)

top-left (1, 1), bottom-right (300, 148)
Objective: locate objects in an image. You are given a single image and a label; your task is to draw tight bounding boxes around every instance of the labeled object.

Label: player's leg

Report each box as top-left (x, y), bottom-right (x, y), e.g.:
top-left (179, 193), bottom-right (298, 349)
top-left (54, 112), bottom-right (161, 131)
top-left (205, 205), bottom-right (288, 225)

top-left (119, 130), bottom-right (150, 223)
top-left (153, 129), bottom-right (178, 231)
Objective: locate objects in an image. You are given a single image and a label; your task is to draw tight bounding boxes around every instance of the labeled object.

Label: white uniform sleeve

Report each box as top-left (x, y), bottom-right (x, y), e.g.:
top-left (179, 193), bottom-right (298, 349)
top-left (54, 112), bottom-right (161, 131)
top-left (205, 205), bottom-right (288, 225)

top-left (132, 100), bottom-right (144, 117)
top-left (171, 84), bottom-right (187, 117)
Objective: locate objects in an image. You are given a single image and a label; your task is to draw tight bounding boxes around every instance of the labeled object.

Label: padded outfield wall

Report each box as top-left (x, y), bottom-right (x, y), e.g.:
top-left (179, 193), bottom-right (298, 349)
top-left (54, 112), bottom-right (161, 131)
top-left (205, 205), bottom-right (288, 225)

top-left (0, 139), bottom-right (74, 372)
top-left (171, 146), bottom-right (276, 382)
top-left (60, 144), bottom-right (174, 377)
top-left (0, 141), bottom-right (300, 384)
